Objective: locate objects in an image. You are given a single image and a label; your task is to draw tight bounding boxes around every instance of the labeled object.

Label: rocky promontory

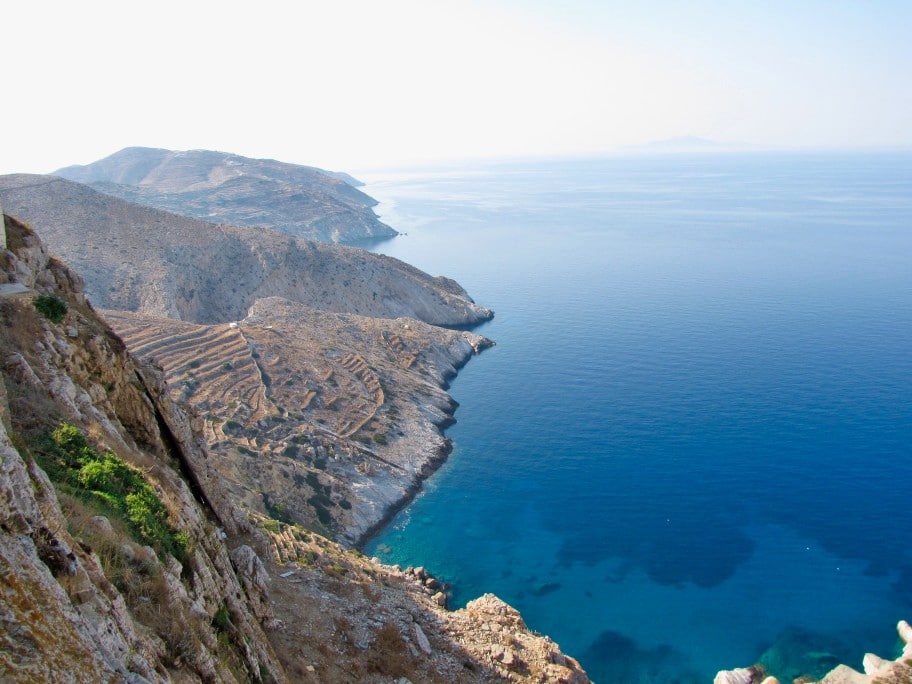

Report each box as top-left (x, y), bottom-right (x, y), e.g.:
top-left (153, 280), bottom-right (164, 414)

top-left (103, 299), bottom-right (494, 545)
top-left (54, 146), bottom-right (397, 244)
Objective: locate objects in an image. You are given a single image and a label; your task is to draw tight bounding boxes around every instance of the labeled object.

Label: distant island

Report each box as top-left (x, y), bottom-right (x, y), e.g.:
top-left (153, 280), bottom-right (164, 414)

top-left (622, 135), bottom-right (746, 154)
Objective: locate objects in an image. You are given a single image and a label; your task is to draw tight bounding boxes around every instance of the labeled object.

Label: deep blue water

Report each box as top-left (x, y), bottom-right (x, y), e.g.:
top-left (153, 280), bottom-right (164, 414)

top-left (360, 152), bottom-right (912, 683)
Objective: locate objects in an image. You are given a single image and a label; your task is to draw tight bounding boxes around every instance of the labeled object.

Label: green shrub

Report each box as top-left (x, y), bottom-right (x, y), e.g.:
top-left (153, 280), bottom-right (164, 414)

top-left (372, 433), bottom-right (388, 445)
top-left (40, 422), bottom-right (187, 561)
top-left (212, 604), bottom-right (231, 633)
top-left (33, 293), bottom-right (68, 323)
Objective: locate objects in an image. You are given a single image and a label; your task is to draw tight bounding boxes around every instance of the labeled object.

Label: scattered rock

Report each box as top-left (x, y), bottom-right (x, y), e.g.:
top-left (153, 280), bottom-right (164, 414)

top-left (414, 623), bottom-right (432, 656)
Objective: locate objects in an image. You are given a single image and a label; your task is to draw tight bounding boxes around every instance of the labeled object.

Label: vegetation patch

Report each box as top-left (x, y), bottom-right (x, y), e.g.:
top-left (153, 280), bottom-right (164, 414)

top-left (33, 293), bottom-right (68, 323)
top-left (38, 422), bottom-right (187, 561)
top-left (263, 493), bottom-right (293, 524)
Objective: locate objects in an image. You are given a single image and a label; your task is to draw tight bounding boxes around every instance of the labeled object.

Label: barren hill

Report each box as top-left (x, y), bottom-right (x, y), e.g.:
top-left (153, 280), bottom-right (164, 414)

top-left (54, 147), bottom-right (396, 243)
top-left (0, 174), bottom-right (492, 326)
top-left (103, 300), bottom-right (493, 545)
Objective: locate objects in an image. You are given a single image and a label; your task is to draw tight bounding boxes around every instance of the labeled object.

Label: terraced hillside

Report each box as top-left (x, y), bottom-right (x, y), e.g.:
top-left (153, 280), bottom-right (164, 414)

top-left (104, 301), bottom-right (493, 544)
top-left (106, 314), bottom-right (273, 427)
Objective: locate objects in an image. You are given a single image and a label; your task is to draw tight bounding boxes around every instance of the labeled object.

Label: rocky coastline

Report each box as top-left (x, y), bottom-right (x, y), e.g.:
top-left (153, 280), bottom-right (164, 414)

top-left (715, 619), bottom-right (912, 684)
top-left (0, 210), bottom-right (591, 682)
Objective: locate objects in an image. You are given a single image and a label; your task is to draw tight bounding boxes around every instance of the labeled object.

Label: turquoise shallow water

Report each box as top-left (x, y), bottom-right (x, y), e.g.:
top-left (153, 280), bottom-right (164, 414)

top-left (360, 152), bottom-right (912, 682)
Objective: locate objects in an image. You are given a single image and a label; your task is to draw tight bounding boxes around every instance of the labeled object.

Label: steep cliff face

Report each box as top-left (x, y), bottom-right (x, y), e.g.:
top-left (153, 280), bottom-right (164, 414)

top-left (1, 214), bottom-right (284, 682)
top-left (54, 147), bottom-right (397, 244)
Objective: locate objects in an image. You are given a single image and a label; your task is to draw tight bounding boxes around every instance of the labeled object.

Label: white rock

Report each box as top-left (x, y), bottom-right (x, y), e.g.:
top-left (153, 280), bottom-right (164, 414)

top-left (863, 652), bottom-right (888, 675)
top-left (413, 623), bottom-right (432, 655)
top-left (714, 669), bottom-right (754, 684)
top-left (898, 619), bottom-right (912, 646)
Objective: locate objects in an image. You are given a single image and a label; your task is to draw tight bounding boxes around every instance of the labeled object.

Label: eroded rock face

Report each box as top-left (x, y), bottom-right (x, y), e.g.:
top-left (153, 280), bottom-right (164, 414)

top-left (1, 215), bottom-right (285, 682)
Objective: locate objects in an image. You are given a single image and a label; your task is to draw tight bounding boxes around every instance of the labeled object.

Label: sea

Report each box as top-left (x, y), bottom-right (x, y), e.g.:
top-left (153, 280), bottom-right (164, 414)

top-left (359, 151), bottom-right (912, 683)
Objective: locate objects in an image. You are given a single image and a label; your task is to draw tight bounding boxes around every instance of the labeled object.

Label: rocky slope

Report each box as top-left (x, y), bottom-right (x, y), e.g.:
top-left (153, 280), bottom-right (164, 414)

top-left (0, 173), bottom-right (492, 326)
top-left (1, 212), bottom-right (284, 681)
top-left (54, 147), bottom-right (397, 244)
top-left (0, 212), bottom-right (589, 682)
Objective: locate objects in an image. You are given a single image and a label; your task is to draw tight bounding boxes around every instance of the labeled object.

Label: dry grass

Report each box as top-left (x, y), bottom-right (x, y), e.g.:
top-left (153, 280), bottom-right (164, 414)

top-left (367, 622), bottom-right (417, 678)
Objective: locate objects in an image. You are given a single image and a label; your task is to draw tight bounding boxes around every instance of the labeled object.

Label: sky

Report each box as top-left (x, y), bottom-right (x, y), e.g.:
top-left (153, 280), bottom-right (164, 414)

top-left (3, 0), bottom-right (911, 175)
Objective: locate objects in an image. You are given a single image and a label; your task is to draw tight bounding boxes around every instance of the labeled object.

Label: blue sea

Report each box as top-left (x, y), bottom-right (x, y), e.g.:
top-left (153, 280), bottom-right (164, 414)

top-left (360, 152), bottom-right (912, 683)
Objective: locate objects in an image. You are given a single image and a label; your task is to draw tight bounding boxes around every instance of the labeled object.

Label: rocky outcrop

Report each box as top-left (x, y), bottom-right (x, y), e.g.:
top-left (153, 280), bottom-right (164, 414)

top-left (0, 173), bottom-right (493, 326)
top-left (54, 146), bottom-right (397, 244)
top-left (714, 620), bottom-right (912, 684)
top-left (261, 522), bottom-right (590, 683)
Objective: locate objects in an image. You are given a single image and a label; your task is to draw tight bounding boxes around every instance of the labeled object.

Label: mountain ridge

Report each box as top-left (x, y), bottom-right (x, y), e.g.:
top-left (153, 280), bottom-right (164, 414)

top-left (0, 173), bottom-right (491, 327)
top-left (54, 147), bottom-right (396, 243)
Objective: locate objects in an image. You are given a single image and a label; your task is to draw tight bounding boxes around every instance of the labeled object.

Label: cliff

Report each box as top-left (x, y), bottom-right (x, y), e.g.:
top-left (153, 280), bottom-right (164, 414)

top-left (1, 213), bottom-right (284, 681)
top-left (54, 147), bottom-right (397, 244)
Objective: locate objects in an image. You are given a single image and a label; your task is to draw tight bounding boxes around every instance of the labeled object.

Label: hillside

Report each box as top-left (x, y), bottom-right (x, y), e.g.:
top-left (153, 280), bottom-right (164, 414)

top-left (103, 301), bottom-right (493, 545)
top-left (0, 211), bottom-right (590, 682)
top-left (55, 147), bottom-right (397, 244)
top-left (0, 174), bottom-right (492, 326)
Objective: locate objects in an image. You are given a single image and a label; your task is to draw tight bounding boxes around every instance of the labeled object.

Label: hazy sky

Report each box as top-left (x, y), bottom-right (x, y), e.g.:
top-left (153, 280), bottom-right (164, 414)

top-left (4, 0), bottom-right (910, 174)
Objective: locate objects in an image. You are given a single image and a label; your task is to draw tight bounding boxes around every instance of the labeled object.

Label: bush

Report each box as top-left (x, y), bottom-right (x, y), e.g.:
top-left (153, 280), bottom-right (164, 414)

top-left (33, 293), bottom-right (68, 323)
top-left (41, 422), bottom-right (187, 561)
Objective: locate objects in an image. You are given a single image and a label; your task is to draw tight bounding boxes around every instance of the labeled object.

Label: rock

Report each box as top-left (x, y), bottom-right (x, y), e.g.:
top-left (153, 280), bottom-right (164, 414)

top-left (88, 516), bottom-right (113, 535)
top-left (818, 665), bottom-right (869, 683)
top-left (432, 591), bottom-right (447, 607)
top-left (713, 668), bottom-right (757, 684)
top-left (229, 545), bottom-right (274, 624)
top-left (414, 623), bottom-right (432, 656)
top-left (862, 653), bottom-right (888, 675)
top-left (899, 619), bottom-right (912, 647)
